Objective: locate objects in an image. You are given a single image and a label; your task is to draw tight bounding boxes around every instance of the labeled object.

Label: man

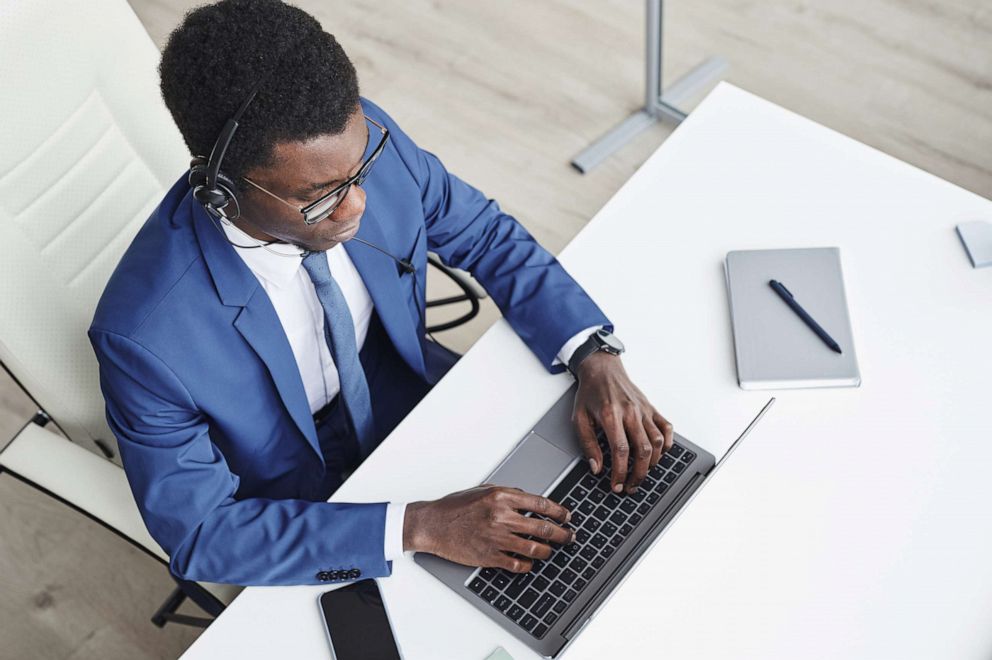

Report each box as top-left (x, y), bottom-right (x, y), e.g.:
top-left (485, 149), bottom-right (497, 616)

top-left (90, 0), bottom-right (673, 586)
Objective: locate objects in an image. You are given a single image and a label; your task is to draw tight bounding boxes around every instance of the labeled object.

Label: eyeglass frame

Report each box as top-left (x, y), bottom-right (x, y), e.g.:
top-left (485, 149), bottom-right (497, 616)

top-left (241, 115), bottom-right (389, 226)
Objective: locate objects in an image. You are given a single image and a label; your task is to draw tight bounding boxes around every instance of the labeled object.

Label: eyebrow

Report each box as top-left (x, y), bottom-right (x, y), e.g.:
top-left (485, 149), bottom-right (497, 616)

top-left (295, 126), bottom-right (371, 196)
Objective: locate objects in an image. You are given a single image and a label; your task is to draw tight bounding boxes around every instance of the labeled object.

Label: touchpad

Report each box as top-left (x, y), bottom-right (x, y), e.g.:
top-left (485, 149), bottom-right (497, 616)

top-left (485, 432), bottom-right (576, 496)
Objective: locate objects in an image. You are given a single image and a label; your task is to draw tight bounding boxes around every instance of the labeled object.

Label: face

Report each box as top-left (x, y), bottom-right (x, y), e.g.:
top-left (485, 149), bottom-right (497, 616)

top-left (235, 106), bottom-right (369, 253)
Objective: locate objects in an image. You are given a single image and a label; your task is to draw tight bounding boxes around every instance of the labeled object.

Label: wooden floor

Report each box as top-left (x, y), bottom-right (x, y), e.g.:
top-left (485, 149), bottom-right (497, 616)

top-left (1, 1), bottom-right (989, 658)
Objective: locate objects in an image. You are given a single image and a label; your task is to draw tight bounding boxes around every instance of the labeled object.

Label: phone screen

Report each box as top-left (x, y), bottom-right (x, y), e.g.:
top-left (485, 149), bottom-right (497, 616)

top-left (319, 579), bottom-right (402, 660)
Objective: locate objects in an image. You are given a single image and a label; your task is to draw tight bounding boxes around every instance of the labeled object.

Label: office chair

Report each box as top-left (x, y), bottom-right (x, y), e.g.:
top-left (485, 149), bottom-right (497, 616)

top-left (0, 0), bottom-right (484, 631)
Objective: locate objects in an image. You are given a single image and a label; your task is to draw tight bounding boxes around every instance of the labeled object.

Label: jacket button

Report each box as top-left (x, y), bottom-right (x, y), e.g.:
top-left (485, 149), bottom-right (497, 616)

top-left (317, 571), bottom-right (331, 582)
top-left (349, 569), bottom-right (361, 579)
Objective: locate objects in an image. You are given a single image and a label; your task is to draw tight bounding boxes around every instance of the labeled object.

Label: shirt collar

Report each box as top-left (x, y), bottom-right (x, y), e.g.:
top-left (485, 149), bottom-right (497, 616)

top-left (220, 220), bottom-right (305, 289)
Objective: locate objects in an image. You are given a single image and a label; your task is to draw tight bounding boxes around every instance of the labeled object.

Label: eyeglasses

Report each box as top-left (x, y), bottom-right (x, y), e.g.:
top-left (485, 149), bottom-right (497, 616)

top-left (242, 116), bottom-right (389, 226)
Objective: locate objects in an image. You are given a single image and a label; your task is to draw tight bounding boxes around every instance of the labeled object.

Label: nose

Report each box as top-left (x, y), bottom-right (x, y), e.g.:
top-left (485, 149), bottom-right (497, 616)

top-left (330, 184), bottom-right (366, 222)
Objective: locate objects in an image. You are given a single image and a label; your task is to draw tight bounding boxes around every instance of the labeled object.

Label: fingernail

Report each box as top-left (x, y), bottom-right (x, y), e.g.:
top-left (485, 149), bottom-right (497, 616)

top-left (589, 459), bottom-right (599, 474)
top-left (613, 483), bottom-right (623, 493)
top-left (571, 531), bottom-right (577, 542)
top-left (627, 486), bottom-right (638, 495)
top-left (565, 511), bottom-right (572, 523)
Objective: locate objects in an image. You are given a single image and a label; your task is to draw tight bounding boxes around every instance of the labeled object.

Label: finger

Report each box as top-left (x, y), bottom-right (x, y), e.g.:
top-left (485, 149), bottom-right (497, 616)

top-left (507, 513), bottom-right (575, 545)
top-left (600, 405), bottom-right (629, 493)
top-left (624, 413), bottom-right (653, 492)
top-left (506, 490), bottom-right (571, 524)
top-left (500, 533), bottom-right (554, 562)
top-left (573, 406), bottom-right (603, 474)
top-left (653, 411), bottom-right (674, 453)
top-left (490, 553), bottom-right (532, 574)
top-left (643, 414), bottom-right (665, 467)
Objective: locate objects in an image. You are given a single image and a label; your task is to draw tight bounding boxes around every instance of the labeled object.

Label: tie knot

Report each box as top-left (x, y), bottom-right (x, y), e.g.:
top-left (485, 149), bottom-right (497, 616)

top-left (301, 250), bottom-right (331, 285)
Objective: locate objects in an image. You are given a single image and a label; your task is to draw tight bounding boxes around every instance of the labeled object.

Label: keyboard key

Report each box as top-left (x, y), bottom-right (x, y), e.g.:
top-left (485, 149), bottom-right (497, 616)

top-left (608, 534), bottom-right (624, 548)
top-left (630, 488), bottom-right (646, 502)
top-left (548, 581), bottom-right (566, 597)
top-left (574, 578), bottom-right (587, 590)
top-left (683, 451), bottom-right (695, 462)
top-left (655, 482), bottom-right (668, 494)
top-left (542, 565), bottom-right (560, 580)
top-left (601, 545), bottom-right (615, 558)
top-left (582, 567), bottom-right (596, 580)
top-left (585, 519), bottom-right (601, 532)
top-left (575, 529), bottom-right (590, 543)
top-left (620, 500), bottom-right (637, 514)
top-left (532, 623), bottom-right (549, 639)
top-left (560, 568), bottom-right (577, 584)
top-left (579, 501), bottom-right (596, 515)
top-left (590, 533), bottom-right (608, 549)
top-left (573, 487), bottom-right (588, 500)
top-left (619, 523), bottom-right (633, 537)
top-left (570, 512), bottom-right (585, 526)
top-left (604, 494), bottom-right (621, 508)
top-left (588, 489), bottom-right (605, 503)
top-left (563, 589), bottom-right (578, 603)
top-left (580, 474), bottom-right (598, 490)
top-left (647, 492), bottom-right (660, 504)
top-left (534, 576), bottom-right (550, 591)
top-left (601, 522), bottom-right (618, 537)
top-left (672, 461), bottom-right (686, 473)
top-left (563, 543), bottom-right (580, 555)
top-left (469, 578), bottom-right (485, 593)
top-left (552, 553), bottom-right (569, 568)
top-left (482, 587), bottom-right (499, 602)
top-left (664, 472), bottom-right (677, 484)
top-left (609, 511), bottom-right (626, 526)
top-left (562, 497), bottom-right (578, 511)
top-left (553, 600), bottom-right (568, 614)
top-left (518, 588), bottom-right (539, 608)
top-left (508, 605), bottom-right (525, 621)
top-left (520, 614), bottom-right (539, 632)
top-left (580, 546), bottom-right (597, 561)
top-left (570, 557), bottom-right (587, 572)
top-left (480, 568), bottom-right (497, 581)
top-left (660, 455), bottom-right (674, 469)
top-left (533, 594), bottom-right (555, 617)
top-left (637, 503), bottom-right (651, 515)
top-left (593, 507), bottom-right (609, 521)
top-left (495, 595), bottom-right (511, 612)
top-left (668, 445), bottom-right (684, 458)
top-left (592, 556), bottom-right (605, 569)
top-left (493, 573), bottom-right (510, 589)
top-left (505, 573), bottom-right (533, 598)
top-left (543, 611), bottom-right (559, 626)
top-left (630, 513), bottom-right (644, 526)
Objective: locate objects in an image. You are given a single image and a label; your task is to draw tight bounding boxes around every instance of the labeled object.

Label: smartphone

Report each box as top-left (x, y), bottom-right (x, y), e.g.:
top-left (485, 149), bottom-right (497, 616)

top-left (319, 579), bottom-right (403, 660)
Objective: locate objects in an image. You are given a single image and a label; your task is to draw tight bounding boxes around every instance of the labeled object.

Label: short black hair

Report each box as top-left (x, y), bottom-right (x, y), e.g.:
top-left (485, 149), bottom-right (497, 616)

top-left (159, 0), bottom-right (360, 187)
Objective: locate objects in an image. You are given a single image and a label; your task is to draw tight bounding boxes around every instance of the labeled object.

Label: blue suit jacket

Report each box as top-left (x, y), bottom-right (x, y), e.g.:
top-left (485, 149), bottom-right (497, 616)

top-left (89, 98), bottom-right (610, 586)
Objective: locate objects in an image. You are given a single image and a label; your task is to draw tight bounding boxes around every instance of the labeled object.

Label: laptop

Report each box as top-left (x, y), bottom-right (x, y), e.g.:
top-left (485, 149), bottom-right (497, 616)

top-left (415, 385), bottom-right (774, 657)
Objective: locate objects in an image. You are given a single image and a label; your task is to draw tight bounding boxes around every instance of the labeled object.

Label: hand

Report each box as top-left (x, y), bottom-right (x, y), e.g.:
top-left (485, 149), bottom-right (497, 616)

top-left (572, 352), bottom-right (674, 494)
top-left (403, 486), bottom-right (574, 572)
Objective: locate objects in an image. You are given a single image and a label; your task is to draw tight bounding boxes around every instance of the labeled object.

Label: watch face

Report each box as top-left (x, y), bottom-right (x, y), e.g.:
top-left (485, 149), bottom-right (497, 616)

top-left (595, 329), bottom-right (625, 353)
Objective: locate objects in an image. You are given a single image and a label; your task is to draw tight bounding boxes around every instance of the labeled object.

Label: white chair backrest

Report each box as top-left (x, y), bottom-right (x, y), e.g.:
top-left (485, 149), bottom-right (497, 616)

top-left (0, 0), bottom-right (188, 460)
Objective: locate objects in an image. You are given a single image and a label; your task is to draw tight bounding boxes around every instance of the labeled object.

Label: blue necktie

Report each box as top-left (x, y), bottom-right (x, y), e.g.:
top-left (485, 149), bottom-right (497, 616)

top-left (300, 251), bottom-right (375, 454)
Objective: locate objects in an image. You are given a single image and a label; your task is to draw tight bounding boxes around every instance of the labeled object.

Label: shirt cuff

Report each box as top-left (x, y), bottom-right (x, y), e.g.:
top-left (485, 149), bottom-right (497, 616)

top-left (384, 502), bottom-right (407, 561)
top-left (555, 326), bottom-right (603, 368)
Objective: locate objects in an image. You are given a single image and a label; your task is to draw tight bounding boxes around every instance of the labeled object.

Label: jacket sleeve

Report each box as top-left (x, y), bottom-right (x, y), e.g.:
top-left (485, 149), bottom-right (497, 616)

top-left (89, 328), bottom-right (390, 586)
top-left (365, 100), bottom-right (612, 373)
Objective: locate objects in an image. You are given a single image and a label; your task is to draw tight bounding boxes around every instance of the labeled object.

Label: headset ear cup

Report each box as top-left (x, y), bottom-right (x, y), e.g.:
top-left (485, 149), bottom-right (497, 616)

top-left (189, 158), bottom-right (239, 213)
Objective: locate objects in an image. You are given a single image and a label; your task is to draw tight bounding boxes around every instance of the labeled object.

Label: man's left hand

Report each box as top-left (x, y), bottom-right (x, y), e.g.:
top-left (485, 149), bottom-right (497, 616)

top-left (571, 352), bottom-right (674, 494)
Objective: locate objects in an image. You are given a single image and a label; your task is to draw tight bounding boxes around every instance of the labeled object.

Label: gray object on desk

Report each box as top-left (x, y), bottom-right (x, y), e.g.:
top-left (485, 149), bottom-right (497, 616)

top-left (726, 247), bottom-right (861, 390)
top-left (956, 221), bottom-right (992, 268)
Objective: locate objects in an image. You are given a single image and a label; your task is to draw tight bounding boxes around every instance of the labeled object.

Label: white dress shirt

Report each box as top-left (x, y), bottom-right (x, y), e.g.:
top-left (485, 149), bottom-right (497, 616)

top-left (221, 220), bottom-right (597, 560)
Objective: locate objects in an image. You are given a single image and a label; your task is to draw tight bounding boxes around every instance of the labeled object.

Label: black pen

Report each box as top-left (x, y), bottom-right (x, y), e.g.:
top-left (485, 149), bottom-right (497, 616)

top-left (768, 280), bottom-right (843, 354)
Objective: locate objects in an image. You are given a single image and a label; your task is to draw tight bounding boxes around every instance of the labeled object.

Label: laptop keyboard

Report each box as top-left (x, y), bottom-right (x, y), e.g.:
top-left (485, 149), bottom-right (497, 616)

top-left (467, 436), bottom-right (696, 639)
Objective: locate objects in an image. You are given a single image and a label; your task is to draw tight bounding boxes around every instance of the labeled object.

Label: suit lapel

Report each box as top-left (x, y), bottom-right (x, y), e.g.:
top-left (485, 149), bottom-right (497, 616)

top-left (344, 204), bottom-right (426, 378)
top-left (191, 201), bottom-right (322, 462)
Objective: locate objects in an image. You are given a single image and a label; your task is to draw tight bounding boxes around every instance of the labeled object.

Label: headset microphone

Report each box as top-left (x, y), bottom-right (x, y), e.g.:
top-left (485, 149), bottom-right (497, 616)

top-left (350, 237), bottom-right (415, 275)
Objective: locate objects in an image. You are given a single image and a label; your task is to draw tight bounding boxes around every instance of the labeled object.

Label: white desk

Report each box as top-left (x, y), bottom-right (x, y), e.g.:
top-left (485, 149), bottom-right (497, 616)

top-left (183, 84), bottom-right (992, 660)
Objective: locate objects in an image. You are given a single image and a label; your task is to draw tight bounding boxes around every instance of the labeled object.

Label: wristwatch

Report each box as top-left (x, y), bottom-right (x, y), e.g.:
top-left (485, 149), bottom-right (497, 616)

top-left (567, 329), bottom-right (625, 377)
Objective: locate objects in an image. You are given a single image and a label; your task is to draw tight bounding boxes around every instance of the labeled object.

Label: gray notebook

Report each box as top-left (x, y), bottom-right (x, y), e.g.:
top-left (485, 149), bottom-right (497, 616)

top-left (725, 248), bottom-right (860, 390)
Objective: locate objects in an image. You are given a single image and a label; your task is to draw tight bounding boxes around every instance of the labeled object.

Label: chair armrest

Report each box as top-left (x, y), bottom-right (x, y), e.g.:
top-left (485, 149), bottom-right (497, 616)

top-left (0, 420), bottom-right (167, 562)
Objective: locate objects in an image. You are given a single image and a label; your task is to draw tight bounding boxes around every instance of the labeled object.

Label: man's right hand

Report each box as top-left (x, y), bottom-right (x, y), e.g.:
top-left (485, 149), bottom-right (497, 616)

top-left (403, 486), bottom-right (574, 573)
